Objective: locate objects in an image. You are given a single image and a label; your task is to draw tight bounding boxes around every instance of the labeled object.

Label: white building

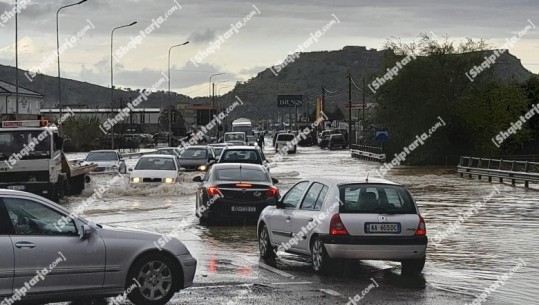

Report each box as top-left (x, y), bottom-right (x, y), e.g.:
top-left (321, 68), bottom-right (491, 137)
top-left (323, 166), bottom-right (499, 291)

top-left (0, 80), bottom-right (43, 118)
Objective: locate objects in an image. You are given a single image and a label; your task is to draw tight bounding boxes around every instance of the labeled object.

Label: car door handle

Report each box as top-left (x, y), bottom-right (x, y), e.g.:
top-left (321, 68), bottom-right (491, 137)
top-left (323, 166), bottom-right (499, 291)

top-left (286, 216), bottom-right (291, 221)
top-left (308, 218), bottom-right (314, 222)
top-left (15, 241), bottom-right (36, 249)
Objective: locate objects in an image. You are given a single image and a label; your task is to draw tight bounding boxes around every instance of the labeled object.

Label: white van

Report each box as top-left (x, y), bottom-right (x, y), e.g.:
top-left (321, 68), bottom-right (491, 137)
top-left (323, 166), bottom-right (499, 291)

top-left (275, 133), bottom-right (297, 154)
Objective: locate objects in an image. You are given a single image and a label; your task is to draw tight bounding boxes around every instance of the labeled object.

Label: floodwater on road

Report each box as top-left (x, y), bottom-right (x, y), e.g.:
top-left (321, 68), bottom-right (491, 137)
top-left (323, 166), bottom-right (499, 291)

top-left (61, 142), bottom-right (538, 304)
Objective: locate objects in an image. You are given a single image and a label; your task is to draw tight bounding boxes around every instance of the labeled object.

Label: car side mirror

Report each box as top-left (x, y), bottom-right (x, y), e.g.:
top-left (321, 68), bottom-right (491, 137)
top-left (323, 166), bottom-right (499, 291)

top-left (79, 224), bottom-right (93, 239)
top-left (128, 168), bottom-right (133, 172)
top-left (272, 178), bottom-right (279, 184)
top-left (192, 176), bottom-right (203, 182)
top-left (276, 200), bottom-right (285, 209)
top-left (179, 167), bottom-right (187, 172)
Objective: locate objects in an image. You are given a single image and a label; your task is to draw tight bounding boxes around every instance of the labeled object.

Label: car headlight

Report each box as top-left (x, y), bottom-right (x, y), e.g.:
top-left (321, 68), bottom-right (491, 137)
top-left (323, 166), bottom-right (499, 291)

top-left (132, 177), bottom-right (141, 183)
top-left (164, 177), bottom-right (174, 184)
top-left (197, 165), bottom-right (207, 171)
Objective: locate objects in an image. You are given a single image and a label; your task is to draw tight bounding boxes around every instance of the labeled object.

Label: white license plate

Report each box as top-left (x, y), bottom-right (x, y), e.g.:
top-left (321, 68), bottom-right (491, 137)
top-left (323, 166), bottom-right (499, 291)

top-left (231, 206), bottom-right (256, 212)
top-left (366, 223), bottom-right (400, 233)
top-left (7, 185), bottom-right (25, 191)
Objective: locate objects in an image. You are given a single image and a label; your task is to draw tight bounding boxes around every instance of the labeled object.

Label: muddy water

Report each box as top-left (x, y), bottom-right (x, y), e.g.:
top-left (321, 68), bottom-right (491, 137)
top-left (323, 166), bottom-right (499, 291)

top-left (63, 144), bottom-right (538, 304)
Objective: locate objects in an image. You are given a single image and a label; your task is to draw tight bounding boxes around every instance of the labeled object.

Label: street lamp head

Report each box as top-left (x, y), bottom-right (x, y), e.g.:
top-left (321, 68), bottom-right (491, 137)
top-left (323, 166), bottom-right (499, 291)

top-left (183, 41), bottom-right (190, 45)
top-left (128, 21), bottom-right (137, 26)
top-left (78, 0), bottom-right (88, 4)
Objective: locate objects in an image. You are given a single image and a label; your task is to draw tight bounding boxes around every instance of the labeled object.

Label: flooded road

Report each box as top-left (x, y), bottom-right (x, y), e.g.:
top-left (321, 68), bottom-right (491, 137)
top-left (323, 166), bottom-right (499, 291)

top-left (60, 142), bottom-right (538, 305)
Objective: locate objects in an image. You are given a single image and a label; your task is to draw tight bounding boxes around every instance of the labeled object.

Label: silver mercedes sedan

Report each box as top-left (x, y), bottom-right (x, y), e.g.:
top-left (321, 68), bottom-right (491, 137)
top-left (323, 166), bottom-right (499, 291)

top-left (0, 189), bottom-right (196, 305)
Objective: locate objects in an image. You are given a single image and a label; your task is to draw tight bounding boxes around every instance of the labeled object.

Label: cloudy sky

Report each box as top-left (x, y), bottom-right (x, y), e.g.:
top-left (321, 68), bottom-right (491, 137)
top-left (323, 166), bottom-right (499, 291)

top-left (0, 0), bottom-right (538, 97)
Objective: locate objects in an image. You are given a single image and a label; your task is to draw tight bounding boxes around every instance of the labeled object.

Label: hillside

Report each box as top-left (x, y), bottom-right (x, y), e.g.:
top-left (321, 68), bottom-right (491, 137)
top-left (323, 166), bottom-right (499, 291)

top-left (0, 46), bottom-right (534, 121)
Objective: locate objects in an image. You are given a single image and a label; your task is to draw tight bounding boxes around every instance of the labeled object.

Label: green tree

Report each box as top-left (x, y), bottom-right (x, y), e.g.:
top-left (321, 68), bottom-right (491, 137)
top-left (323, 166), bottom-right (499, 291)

top-left (62, 116), bottom-right (102, 152)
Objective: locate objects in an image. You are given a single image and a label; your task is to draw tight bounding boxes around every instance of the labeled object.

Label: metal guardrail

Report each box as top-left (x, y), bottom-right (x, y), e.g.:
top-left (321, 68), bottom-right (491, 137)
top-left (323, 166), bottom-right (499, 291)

top-left (350, 144), bottom-right (386, 163)
top-left (457, 156), bottom-right (539, 188)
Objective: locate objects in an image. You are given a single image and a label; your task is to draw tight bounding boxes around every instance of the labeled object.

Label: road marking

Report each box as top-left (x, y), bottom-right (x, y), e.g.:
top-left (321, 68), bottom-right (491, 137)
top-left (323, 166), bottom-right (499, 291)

top-left (319, 288), bottom-right (344, 297)
top-left (258, 262), bottom-right (295, 279)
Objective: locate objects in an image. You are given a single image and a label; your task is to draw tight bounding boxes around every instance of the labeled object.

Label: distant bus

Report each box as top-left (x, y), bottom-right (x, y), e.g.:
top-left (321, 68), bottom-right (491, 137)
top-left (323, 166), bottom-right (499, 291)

top-left (231, 118), bottom-right (253, 134)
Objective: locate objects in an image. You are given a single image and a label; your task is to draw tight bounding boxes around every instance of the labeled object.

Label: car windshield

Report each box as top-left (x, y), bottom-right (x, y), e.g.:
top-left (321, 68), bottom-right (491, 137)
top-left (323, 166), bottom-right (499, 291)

top-left (0, 130), bottom-right (51, 161)
top-left (85, 152), bottom-right (118, 162)
top-left (135, 157), bottom-right (176, 170)
top-left (213, 148), bottom-right (224, 156)
top-left (338, 184), bottom-right (417, 214)
top-left (220, 150), bottom-right (260, 163)
top-left (179, 148), bottom-right (207, 159)
top-left (277, 134), bottom-right (295, 141)
top-left (216, 168), bottom-right (268, 181)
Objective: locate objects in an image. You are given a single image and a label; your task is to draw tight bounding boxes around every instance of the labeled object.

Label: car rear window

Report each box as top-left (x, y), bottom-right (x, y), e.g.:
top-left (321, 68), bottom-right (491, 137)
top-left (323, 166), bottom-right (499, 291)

top-left (216, 168), bottom-right (268, 181)
top-left (277, 134), bottom-right (295, 141)
top-left (221, 150), bottom-right (261, 163)
top-left (180, 148), bottom-right (207, 159)
top-left (338, 184), bottom-right (417, 214)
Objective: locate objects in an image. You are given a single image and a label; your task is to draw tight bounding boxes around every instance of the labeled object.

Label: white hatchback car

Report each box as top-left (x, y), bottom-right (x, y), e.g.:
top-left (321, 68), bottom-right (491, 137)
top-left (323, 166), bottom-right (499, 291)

top-left (257, 177), bottom-right (427, 275)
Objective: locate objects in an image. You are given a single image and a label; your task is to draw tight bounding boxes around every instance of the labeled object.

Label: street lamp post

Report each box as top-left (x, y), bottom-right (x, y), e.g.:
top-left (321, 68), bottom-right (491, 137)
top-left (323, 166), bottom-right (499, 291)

top-left (168, 41), bottom-right (189, 147)
top-left (111, 21), bottom-right (137, 149)
top-left (208, 73), bottom-right (225, 129)
top-left (57, 0), bottom-right (87, 133)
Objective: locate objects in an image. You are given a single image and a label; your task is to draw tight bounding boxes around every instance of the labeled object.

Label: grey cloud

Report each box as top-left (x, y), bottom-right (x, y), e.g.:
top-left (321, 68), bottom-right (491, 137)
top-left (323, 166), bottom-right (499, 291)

top-left (187, 29), bottom-right (216, 43)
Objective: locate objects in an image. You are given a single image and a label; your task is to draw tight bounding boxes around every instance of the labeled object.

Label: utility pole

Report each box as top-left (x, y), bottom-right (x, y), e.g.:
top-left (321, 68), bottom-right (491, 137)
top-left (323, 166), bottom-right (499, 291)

top-left (362, 77), bottom-right (366, 144)
top-left (321, 86), bottom-right (326, 131)
top-left (15, 0), bottom-right (18, 120)
top-left (212, 82), bottom-right (215, 136)
top-left (348, 74), bottom-right (352, 145)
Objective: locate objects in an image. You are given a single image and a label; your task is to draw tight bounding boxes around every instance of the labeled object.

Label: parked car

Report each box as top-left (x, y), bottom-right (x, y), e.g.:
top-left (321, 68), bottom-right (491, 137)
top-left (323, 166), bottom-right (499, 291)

top-left (177, 145), bottom-right (216, 171)
top-left (0, 189), bottom-right (196, 304)
top-left (257, 177), bottom-right (427, 275)
top-left (193, 163), bottom-right (279, 224)
top-left (216, 146), bottom-right (269, 171)
top-left (81, 150), bottom-right (126, 174)
top-left (274, 133), bottom-right (297, 154)
top-left (328, 134), bottom-right (347, 150)
top-left (129, 154), bottom-right (182, 185)
top-left (318, 130), bottom-right (341, 148)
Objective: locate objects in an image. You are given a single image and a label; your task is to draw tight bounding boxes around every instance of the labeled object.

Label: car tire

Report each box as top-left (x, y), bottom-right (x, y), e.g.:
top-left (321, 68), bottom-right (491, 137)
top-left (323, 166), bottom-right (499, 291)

top-left (311, 237), bottom-right (332, 273)
top-left (127, 253), bottom-right (179, 305)
top-left (259, 224), bottom-right (276, 260)
top-left (401, 256), bottom-right (426, 275)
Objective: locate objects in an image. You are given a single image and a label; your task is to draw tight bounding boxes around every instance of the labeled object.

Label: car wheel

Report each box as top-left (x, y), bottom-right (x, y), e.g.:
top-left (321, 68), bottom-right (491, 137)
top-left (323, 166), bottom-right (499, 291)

top-left (259, 225), bottom-right (276, 260)
top-left (127, 253), bottom-right (179, 305)
top-left (401, 256), bottom-right (426, 275)
top-left (311, 237), bottom-right (332, 273)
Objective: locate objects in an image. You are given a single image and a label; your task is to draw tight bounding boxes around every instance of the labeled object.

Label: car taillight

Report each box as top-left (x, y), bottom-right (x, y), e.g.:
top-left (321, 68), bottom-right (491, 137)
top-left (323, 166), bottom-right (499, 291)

top-left (415, 215), bottom-right (426, 236)
top-left (330, 214), bottom-right (349, 235)
top-left (266, 187), bottom-right (279, 197)
top-left (207, 186), bottom-right (220, 196)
